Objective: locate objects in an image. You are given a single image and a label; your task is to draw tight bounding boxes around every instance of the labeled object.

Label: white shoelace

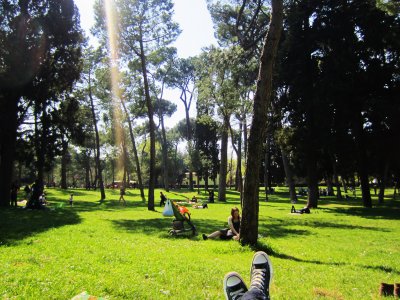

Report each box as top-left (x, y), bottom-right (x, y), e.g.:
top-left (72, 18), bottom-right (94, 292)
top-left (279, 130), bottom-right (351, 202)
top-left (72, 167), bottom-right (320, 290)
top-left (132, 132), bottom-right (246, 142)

top-left (230, 287), bottom-right (246, 300)
top-left (250, 268), bottom-right (267, 291)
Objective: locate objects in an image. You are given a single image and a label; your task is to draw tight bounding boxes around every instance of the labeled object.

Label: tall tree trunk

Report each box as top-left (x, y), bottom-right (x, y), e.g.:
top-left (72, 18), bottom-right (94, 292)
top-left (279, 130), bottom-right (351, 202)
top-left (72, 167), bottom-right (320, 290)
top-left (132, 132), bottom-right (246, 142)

top-left (378, 161), bottom-right (389, 204)
top-left (61, 141), bottom-right (68, 189)
top-left (139, 39), bottom-right (155, 210)
top-left (32, 103), bottom-right (48, 205)
top-left (85, 154), bottom-right (90, 190)
top-left (89, 85), bottom-right (105, 200)
top-left (354, 116), bottom-right (372, 207)
top-left (281, 149), bottom-right (297, 203)
top-left (157, 80), bottom-right (170, 192)
top-left (243, 115), bottom-right (248, 163)
top-left (241, 0), bottom-right (283, 246)
top-left (180, 86), bottom-right (194, 191)
top-left (326, 174), bottom-right (334, 196)
top-left (236, 120), bottom-right (243, 194)
top-left (306, 158), bottom-right (319, 208)
top-left (332, 156), bottom-right (342, 199)
top-left (218, 117), bottom-right (229, 202)
top-left (342, 176), bottom-right (348, 194)
top-left (122, 140), bottom-right (128, 186)
top-left (121, 100), bottom-right (146, 201)
top-left (229, 121), bottom-right (243, 201)
top-left (160, 113), bottom-right (169, 192)
top-left (0, 91), bottom-right (19, 207)
top-left (264, 142), bottom-right (269, 201)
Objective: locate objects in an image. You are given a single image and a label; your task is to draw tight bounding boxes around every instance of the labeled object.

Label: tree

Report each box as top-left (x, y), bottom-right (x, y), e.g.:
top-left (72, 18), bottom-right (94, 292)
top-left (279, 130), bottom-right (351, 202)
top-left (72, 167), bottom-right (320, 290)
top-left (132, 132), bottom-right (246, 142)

top-left (275, 0), bottom-right (399, 208)
top-left (55, 93), bottom-right (92, 189)
top-left (0, 0), bottom-right (83, 206)
top-left (166, 57), bottom-right (197, 190)
top-left (197, 46), bottom-right (243, 201)
top-left (94, 0), bottom-right (180, 210)
top-left (80, 48), bottom-right (106, 200)
top-left (151, 47), bottom-right (178, 192)
top-left (207, 0), bottom-right (271, 199)
top-left (240, 0), bottom-right (283, 246)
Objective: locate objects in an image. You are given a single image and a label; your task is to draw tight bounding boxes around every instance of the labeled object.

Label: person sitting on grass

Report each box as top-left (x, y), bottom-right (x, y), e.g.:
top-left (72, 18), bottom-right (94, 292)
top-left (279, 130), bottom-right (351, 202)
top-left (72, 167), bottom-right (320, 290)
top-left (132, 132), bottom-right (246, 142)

top-left (203, 207), bottom-right (240, 241)
top-left (291, 205), bottom-right (310, 214)
top-left (192, 202), bottom-right (208, 209)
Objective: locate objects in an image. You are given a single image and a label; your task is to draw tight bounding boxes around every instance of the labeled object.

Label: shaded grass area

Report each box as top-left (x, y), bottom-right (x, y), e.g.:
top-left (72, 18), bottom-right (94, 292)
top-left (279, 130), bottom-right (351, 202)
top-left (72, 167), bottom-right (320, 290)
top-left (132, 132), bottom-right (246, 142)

top-left (0, 187), bottom-right (399, 299)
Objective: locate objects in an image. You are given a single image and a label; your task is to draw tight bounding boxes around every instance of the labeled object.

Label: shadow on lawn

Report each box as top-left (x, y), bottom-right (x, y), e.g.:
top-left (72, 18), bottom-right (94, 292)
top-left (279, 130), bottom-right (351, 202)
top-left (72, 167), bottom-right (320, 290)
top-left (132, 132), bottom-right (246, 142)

top-left (258, 216), bottom-right (390, 239)
top-left (0, 207), bottom-right (81, 246)
top-left (112, 215), bottom-right (228, 238)
top-left (322, 205), bottom-right (400, 221)
top-left (255, 243), bottom-right (400, 275)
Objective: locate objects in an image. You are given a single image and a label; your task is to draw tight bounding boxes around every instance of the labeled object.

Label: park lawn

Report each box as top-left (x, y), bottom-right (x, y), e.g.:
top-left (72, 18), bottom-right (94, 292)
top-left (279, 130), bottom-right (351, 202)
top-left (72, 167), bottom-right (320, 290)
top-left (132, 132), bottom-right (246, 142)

top-left (0, 187), bottom-right (399, 300)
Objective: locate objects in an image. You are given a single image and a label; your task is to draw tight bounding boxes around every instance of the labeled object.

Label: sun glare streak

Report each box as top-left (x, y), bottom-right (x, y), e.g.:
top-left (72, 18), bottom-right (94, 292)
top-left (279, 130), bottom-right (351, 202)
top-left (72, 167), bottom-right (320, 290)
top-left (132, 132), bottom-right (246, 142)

top-left (104, 0), bottom-right (124, 175)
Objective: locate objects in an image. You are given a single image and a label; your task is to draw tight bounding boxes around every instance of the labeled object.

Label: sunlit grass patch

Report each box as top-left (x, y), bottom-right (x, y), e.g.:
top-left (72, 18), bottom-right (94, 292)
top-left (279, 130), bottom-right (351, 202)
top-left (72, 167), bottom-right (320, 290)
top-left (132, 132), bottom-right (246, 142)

top-left (0, 187), bottom-right (399, 299)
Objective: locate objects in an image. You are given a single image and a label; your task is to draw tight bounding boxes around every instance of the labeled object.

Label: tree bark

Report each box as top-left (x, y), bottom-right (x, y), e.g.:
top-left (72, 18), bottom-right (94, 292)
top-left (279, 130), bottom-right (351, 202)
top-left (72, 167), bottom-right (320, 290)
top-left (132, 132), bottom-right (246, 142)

top-left (61, 141), bottom-right (68, 189)
top-left (180, 88), bottom-right (194, 191)
top-left (332, 157), bottom-right (342, 199)
top-left (32, 103), bottom-right (48, 206)
top-left (240, 0), bottom-right (283, 246)
top-left (139, 38), bottom-right (155, 210)
top-left (378, 161), bottom-right (389, 204)
top-left (306, 158), bottom-right (319, 208)
top-left (218, 116), bottom-right (229, 202)
top-left (160, 111), bottom-right (169, 192)
top-left (264, 139), bottom-right (269, 202)
top-left (354, 116), bottom-right (372, 207)
top-left (121, 100), bottom-right (146, 201)
top-left (88, 85), bottom-right (105, 200)
top-left (236, 120), bottom-right (243, 195)
top-left (85, 154), bottom-right (91, 189)
top-left (326, 174), bottom-right (334, 196)
top-left (281, 149), bottom-right (298, 203)
top-left (229, 121), bottom-right (243, 199)
top-left (0, 91), bottom-right (19, 207)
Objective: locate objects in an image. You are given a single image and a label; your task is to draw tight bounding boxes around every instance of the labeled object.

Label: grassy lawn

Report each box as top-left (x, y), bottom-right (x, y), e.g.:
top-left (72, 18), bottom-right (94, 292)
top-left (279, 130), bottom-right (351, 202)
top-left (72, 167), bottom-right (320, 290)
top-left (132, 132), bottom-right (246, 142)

top-left (0, 187), bottom-right (399, 299)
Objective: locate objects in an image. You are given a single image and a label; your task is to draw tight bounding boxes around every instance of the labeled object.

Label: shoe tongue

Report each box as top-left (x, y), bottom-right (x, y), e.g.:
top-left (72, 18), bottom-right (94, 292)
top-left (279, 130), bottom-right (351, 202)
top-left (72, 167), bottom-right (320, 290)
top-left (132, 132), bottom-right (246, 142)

top-left (254, 263), bottom-right (267, 270)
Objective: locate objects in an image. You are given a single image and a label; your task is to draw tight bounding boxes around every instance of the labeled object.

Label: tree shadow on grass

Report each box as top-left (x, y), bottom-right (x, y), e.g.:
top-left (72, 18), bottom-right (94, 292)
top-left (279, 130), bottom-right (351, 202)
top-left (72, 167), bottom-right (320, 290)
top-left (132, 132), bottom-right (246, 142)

top-left (254, 242), bottom-right (400, 275)
top-left (111, 215), bottom-right (246, 240)
top-left (0, 207), bottom-right (81, 246)
top-left (258, 216), bottom-right (391, 239)
top-left (46, 196), bottom-right (149, 213)
top-left (322, 205), bottom-right (400, 221)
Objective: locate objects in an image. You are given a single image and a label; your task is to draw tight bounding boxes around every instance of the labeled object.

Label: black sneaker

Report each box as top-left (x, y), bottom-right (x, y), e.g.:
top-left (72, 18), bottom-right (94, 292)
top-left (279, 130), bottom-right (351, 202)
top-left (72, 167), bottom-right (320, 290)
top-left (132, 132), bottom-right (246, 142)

top-left (202, 234), bottom-right (208, 240)
top-left (249, 251), bottom-right (273, 300)
top-left (223, 272), bottom-right (248, 300)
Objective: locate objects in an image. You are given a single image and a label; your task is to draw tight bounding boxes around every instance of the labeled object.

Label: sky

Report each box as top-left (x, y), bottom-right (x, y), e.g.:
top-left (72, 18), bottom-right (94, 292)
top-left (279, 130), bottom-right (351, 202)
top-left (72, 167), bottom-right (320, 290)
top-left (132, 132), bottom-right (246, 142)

top-left (73, 0), bottom-right (217, 127)
top-left (74, 0), bottom-right (217, 58)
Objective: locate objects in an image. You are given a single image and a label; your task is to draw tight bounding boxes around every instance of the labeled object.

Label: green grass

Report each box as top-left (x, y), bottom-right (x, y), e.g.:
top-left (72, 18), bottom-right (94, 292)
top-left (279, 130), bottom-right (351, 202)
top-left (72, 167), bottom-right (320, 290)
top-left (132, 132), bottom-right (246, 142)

top-left (0, 187), bottom-right (399, 299)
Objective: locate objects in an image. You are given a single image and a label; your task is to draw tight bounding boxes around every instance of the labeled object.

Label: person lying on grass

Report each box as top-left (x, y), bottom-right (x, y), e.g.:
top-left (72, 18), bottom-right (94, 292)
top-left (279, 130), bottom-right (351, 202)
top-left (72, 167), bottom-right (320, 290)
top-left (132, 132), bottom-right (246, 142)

top-left (203, 207), bottom-right (240, 241)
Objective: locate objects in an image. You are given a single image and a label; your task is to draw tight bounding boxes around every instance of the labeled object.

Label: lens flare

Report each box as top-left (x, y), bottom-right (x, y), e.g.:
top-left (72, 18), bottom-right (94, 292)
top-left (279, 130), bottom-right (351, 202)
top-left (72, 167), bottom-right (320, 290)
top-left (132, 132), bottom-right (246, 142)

top-left (104, 0), bottom-right (124, 176)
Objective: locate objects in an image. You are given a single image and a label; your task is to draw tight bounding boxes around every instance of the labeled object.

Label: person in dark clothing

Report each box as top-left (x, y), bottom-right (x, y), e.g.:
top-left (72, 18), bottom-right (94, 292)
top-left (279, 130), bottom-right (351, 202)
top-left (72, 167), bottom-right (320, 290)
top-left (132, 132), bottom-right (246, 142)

top-left (208, 190), bottom-right (215, 203)
top-left (119, 187), bottom-right (126, 206)
top-left (160, 192), bottom-right (167, 207)
top-left (10, 183), bottom-right (19, 207)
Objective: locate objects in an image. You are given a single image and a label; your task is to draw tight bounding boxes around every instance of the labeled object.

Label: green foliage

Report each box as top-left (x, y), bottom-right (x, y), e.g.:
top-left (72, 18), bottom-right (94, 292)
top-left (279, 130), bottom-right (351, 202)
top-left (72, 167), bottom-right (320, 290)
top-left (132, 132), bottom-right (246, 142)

top-left (0, 187), bottom-right (399, 299)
